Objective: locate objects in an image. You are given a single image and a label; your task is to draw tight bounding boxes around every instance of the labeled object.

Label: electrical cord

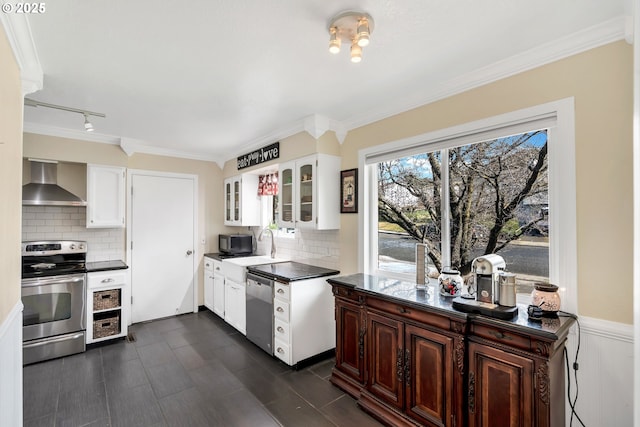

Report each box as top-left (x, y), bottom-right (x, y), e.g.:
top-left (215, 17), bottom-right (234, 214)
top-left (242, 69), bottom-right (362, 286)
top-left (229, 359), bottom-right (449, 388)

top-left (559, 311), bottom-right (586, 427)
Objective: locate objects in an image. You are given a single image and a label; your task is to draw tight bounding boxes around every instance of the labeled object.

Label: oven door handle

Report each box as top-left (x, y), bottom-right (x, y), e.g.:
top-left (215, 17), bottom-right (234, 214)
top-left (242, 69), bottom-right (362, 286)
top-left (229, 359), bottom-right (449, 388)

top-left (23, 332), bottom-right (85, 348)
top-left (21, 274), bottom-right (85, 288)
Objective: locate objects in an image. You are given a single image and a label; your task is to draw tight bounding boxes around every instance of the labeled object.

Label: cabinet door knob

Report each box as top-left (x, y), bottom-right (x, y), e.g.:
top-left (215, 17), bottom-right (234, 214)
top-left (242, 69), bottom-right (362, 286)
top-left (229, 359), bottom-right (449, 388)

top-left (276, 307), bottom-right (284, 312)
top-left (277, 326), bottom-right (284, 333)
top-left (277, 289), bottom-right (284, 294)
top-left (101, 278), bottom-right (115, 283)
top-left (277, 347), bottom-right (284, 354)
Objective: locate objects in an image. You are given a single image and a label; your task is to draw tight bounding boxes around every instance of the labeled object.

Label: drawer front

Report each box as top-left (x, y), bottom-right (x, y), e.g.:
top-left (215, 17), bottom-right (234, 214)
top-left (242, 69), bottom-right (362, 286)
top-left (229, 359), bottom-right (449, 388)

top-left (274, 282), bottom-right (290, 301)
top-left (332, 285), bottom-right (361, 303)
top-left (88, 271), bottom-right (126, 289)
top-left (274, 299), bottom-right (290, 322)
top-left (367, 295), bottom-right (457, 332)
top-left (471, 323), bottom-right (532, 352)
top-left (274, 318), bottom-right (291, 343)
top-left (93, 289), bottom-right (121, 310)
top-left (274, 338), bottom-right (291, 365)
top-left (212, 260), bottom-right (223, 274)
top-left (204, 257), bottom-right (214, 272)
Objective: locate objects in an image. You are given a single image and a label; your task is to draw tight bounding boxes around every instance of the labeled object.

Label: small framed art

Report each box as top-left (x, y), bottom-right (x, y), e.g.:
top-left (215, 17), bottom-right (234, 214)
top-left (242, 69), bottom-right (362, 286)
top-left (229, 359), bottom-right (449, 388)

top-left (340, 168), bottom-right (358, 213)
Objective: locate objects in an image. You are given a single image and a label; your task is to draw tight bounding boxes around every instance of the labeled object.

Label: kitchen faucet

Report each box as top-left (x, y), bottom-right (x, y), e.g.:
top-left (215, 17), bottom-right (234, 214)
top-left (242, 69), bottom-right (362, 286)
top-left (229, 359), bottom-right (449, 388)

top-left (258, 227), bottom-right (276, 258)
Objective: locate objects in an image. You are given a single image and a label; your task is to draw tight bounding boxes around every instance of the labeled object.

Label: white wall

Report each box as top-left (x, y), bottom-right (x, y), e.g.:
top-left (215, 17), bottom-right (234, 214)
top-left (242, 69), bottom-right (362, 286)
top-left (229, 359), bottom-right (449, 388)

top-left (0, 302), bottom-right (23, 427)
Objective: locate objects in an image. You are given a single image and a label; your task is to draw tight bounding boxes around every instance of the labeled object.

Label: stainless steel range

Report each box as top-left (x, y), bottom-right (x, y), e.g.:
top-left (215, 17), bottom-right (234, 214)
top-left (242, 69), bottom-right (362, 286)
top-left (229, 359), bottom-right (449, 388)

top-left (21, 241), bottom-right (87, 365)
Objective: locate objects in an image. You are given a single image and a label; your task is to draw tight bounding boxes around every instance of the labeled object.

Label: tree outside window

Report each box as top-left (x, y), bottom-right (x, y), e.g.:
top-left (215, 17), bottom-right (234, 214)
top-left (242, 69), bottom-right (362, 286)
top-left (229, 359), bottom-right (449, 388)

top-left (377, 130), bottom-right (549, 289)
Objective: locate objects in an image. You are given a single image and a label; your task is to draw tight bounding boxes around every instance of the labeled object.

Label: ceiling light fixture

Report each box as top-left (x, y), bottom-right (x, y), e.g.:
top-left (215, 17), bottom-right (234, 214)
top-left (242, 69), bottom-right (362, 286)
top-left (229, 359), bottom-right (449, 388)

top-left (24, 98), bottom-right (106, 132)
top-left (327, 11), bottom-right (374, 63)
top-left (350, 40), bottom-right (362, 63)
top-left (83, 114), bottom-right (94, 132)
top-left (329, 27), bottom-right (341, 54)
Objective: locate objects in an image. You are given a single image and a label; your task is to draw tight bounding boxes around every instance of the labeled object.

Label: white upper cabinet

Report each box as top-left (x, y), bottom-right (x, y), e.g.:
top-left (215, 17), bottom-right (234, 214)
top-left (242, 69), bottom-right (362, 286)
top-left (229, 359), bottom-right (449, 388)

top-left (278, 154), bottom-right (340, 230)
top-left (86, 164), bottom-right (126, 228)
top-left (224, 174), bottom-right (261, 226)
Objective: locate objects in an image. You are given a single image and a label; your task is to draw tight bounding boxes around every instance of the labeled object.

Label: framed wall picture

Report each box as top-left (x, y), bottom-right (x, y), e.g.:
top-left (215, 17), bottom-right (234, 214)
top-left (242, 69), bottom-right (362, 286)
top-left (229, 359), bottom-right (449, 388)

top-left (340, 168), bottom-right (358, 213)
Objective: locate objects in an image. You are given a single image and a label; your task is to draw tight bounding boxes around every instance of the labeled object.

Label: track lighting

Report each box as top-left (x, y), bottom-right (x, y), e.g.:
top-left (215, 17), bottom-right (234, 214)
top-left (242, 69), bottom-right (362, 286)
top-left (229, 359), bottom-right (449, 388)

top-left (24, 98), bottom-right (106, 132)
top-left (327, 11), bottom-right (374, 63)
top-left (83, 114), bottom-right (94, 132)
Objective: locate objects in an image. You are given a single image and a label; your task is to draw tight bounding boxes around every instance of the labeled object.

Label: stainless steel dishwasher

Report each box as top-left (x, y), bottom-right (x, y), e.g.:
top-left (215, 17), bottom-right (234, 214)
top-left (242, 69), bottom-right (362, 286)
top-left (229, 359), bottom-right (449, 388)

top-left (246, 271), bottom-right (274, 355)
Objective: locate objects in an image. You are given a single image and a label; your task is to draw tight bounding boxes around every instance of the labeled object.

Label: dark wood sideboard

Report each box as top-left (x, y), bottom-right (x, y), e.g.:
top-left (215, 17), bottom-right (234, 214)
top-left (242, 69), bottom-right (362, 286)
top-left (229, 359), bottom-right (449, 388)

top-left (327, 274), bottom-right (575, 427)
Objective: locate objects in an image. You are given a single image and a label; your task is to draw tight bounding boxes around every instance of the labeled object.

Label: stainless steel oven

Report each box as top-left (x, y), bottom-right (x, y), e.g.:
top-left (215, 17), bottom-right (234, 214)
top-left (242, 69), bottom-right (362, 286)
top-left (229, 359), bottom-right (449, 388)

top-left (21, 241), bottom-right (87, 365)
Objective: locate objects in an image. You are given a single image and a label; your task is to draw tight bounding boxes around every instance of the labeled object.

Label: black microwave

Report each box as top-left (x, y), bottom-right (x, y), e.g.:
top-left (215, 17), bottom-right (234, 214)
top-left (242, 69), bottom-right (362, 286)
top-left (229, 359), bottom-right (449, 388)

top-left (219, 234), bottom-right (253, 255)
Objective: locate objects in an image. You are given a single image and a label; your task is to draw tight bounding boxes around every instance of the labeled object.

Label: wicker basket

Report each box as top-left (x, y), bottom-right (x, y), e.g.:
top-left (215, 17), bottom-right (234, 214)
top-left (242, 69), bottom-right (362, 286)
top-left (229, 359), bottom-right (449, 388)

top-left (93, 312), bottom-right (120, 339)
top-left (93, 289), bottom-right (121, 311)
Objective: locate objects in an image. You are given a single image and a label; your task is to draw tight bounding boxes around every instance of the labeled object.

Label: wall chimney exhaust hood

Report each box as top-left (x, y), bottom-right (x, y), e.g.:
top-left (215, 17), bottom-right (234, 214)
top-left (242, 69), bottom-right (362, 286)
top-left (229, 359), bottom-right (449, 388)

top-left (22, 160), bottom-right (87, 206)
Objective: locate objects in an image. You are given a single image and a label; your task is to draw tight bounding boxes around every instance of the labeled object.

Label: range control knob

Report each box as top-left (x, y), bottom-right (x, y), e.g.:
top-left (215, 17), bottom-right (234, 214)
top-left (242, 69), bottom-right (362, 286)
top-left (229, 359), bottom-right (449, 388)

top-left (69, 244), bottom-right (76, 250)
top-left (78, 244), bottom-right (85, 250)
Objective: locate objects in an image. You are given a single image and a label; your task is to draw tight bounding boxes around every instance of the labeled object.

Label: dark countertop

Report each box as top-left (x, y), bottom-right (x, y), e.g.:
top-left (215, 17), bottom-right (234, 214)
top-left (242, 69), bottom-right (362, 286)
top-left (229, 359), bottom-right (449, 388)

top-left (204, 252), bottom-right (257, 261)
top-left (85, 260), bottom-right (128, 273)
top-left (327, 273), bottom-right (575, 340)
top-left (248, 261), bottom-right (339, 282)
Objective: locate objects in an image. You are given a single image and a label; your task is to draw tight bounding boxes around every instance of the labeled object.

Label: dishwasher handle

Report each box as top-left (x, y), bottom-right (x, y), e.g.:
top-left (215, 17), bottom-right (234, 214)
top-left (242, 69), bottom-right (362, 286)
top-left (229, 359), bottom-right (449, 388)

top-left (246, 272), bottom-right (274, 286)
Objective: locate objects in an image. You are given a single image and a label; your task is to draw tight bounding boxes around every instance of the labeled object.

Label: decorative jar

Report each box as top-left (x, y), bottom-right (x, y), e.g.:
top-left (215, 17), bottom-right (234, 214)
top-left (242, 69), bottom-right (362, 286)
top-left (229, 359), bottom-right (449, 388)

top-left (438, 268), bottom-right (463, 297)
top-left (531, 283), bottom-right (561, 315)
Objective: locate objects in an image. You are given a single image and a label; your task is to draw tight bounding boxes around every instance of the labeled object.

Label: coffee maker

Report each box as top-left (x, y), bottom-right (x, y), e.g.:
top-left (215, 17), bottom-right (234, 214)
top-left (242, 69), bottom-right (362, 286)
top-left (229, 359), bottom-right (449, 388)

top-left (471, 254), bottom-right (506, 304)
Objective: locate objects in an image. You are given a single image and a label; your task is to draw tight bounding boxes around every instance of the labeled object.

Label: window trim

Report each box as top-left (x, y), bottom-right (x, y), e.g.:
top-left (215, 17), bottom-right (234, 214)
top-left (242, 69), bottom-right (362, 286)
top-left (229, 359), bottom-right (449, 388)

top-left (358, 98), bottom-right (577, 314)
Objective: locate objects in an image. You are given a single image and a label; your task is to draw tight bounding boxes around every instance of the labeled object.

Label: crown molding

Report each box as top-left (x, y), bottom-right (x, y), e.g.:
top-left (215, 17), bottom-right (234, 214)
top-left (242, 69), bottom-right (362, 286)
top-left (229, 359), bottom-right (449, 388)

top-left (119, 137), bottom-right (220, 164)
top-left (0, 10), bottom-right (43, 95)
top-left (23, 122), bottom-right (221, 165)
top-left (340, 16), bottom-right (628, 134)
top-left (23, 122), bottom-right (121, 144)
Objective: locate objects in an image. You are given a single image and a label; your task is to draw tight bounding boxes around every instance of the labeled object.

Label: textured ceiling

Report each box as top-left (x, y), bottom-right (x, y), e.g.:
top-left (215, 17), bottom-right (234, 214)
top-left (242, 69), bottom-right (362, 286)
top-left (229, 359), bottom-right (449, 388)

top-left (21, 0), bottom-right (629, 163)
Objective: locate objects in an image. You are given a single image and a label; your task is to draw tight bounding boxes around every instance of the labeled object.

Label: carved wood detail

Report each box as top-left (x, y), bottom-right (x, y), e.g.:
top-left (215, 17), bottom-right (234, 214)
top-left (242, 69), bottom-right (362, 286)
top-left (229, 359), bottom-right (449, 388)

top-left (451, 320), bottom-right (464, 334)
top-left (535, 340), bottom-right (551, 357)
top-left (468, 372), bottom-right (475, 413)
top-left (396, 348), bottom-right (404, 383)
top-left (455, 339), bottom-right (465, 375)
top-left (537, 362), bottom-right (550, 405)
top-left (404, 348), bottom-right (411, 386)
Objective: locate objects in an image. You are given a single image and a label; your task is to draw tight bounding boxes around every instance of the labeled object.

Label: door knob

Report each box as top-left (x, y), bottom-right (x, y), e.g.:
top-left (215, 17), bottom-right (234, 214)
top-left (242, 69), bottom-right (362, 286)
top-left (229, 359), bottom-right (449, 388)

top-left (186, 250), bottom-right (193, 256)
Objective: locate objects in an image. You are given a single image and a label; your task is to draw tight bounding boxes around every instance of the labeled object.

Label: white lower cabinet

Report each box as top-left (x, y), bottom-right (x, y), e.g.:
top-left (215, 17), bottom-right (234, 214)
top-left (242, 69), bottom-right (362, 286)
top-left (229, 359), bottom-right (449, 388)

top-left (213, 271), bottom-right (225, 318)
top-left (272, 277), bottom-right (335, 366)
top-left (86, 270), bottom-right (128, 344)
top-left (224, 278), bottom-right (246, 334)
top-left (203, 257), bottom-right (214, 311)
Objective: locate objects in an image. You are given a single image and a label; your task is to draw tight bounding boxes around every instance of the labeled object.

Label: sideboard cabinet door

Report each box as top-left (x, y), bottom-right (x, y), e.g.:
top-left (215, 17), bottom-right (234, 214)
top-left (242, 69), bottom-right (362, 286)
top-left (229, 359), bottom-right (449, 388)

top-left (405, 324), bottom-right (455, 426)
top-left (468, 341), bottom-right (534, 427)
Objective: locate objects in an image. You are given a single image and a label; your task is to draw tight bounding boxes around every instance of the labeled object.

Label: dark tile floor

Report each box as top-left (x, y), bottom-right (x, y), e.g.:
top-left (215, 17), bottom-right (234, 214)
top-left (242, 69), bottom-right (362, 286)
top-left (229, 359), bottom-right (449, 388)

top-left (23, 310), bottom-right (384, 427)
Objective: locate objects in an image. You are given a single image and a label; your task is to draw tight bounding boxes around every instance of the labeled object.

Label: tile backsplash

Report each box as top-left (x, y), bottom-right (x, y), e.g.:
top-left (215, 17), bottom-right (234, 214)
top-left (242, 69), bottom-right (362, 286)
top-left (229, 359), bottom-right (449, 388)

top-left (254, 228), bottom-right (340, 270)
top-left (22, 206), bottom-right (125, 262)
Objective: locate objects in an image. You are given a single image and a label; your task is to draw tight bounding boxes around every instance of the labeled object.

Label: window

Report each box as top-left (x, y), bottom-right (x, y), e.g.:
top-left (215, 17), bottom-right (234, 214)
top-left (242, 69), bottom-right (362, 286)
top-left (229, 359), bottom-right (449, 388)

top-left (359, 99), bottom-right (577, 311)
top-left (376, 131), bottom-right (549, 292)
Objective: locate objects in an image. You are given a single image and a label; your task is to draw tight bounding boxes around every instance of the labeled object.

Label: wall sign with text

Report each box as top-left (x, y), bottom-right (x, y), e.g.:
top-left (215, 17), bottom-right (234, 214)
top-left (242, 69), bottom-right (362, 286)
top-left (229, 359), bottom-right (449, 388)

top-left (237, 142), bottom-right (280, 170)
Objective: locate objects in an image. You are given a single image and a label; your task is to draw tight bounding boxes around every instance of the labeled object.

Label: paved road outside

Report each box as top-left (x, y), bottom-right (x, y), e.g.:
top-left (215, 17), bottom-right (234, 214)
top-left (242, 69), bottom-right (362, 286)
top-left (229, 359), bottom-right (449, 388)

top-left (378, 232), bottom-right (549, 277)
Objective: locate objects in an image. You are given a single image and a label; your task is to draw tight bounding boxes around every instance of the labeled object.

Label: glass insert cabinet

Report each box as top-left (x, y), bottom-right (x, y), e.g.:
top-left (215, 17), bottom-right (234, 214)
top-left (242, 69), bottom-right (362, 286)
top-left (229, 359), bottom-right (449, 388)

top-left (223, 175), bottom-right (261, 226)
top-left (277, 154), bottom-right (341, 230)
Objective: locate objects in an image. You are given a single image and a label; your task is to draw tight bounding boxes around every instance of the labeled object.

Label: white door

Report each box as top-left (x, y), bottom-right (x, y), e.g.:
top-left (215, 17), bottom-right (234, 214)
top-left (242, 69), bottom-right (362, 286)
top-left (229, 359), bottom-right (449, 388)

top-left (130, 172), bottom-right (196, 323)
